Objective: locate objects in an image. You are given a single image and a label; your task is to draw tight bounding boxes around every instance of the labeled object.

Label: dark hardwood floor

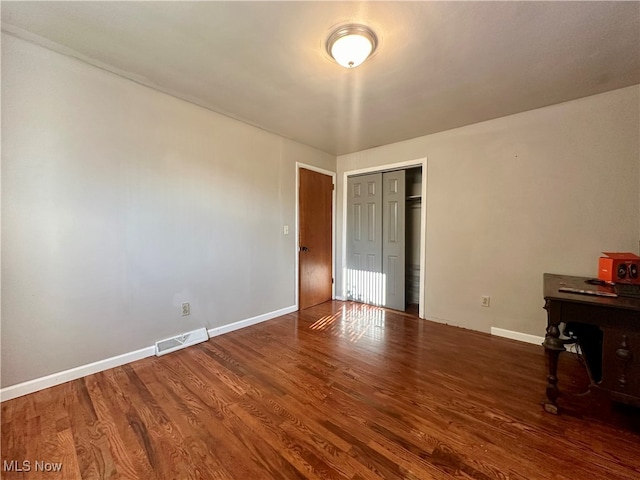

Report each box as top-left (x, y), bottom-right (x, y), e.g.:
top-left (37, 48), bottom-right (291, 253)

top-left (2, 301), bottom-right (639, 479)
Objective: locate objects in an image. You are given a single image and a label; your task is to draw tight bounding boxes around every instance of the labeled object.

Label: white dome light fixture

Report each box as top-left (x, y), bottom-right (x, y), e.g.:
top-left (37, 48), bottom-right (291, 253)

top-left (326, 24), bottom-right (378, 68)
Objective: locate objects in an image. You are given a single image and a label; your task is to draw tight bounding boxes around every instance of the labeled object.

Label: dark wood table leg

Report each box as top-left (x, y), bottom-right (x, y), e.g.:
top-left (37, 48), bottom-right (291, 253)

top-left (542, 299), bottom-right (565, 414)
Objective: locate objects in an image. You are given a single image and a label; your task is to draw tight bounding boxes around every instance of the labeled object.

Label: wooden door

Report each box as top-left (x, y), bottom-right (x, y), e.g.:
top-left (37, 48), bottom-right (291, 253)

top-left (299, 168), bottom-right (333, 310)
top-left (346, 173), bottom-right (383, 304)
top-left (382, 170), bottom-right (406, 311)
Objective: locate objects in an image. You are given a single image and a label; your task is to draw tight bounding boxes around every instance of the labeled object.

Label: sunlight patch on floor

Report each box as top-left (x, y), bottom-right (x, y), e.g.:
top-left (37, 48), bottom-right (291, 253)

top-left (309, 303), bottom-right (386, 343)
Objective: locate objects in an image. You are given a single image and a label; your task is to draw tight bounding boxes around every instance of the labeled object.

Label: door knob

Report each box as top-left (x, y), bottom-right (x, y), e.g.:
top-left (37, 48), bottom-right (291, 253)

top-left (300, 246), bottom-right (309, 252)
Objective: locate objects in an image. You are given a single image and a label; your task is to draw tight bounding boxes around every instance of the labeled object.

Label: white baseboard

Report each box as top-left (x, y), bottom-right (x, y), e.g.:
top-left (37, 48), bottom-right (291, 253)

top-left (0, 346), bottom-right (155, 402)
top-left (491, 327), bottom-right (544, 346)
top-left (208, 305), bottom-right (297, 338)
top-left (1, 305), bottom-right (298, 402)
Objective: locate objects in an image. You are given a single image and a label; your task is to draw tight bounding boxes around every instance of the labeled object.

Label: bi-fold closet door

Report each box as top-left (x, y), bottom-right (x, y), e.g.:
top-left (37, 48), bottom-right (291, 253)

top-left (346, 170), bottom-right (405, 311)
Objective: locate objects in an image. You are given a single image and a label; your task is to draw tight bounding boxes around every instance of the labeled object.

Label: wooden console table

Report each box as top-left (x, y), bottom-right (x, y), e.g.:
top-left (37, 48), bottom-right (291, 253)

top-left (543, 273), bottom-right (640, 414)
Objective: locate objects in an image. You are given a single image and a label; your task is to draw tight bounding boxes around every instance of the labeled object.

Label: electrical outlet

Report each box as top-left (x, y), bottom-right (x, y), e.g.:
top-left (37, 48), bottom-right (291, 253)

top-left (181, 302), bottom-right (190, 316)
top-left (481, 296), bottom-right (491, 307)
top-left (283, 225), bottom-right (289, 235)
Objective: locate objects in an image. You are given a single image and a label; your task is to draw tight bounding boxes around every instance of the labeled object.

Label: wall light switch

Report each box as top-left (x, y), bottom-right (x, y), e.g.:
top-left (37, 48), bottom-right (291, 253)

top-left (283, 225), bottom-right (289, 235)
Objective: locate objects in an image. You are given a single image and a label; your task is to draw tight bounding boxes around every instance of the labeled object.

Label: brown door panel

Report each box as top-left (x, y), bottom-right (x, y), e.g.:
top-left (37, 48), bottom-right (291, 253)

top-left (299, 168), bottom-right (333, 310)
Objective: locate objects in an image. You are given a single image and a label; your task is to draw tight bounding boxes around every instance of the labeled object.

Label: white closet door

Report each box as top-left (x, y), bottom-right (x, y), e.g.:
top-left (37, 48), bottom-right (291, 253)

top-left (346, 171), bottom-right (406, 311)
top-left (346, 173), bottom-right (383, 305)
top-left (382, 170), bottom-right (406, 311)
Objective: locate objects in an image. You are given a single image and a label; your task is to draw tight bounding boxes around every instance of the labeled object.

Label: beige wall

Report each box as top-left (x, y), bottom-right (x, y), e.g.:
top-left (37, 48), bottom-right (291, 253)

top-left (1, 34), bottom-right (335, 388)
top-left (337, 85), bottom-right (640, 337)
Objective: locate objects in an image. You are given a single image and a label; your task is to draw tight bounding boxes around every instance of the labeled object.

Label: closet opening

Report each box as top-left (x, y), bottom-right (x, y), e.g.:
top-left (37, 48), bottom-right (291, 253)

top-left (345, 164), bottom-right (423, 316)
top-left (405, 167), bottom-right (422, 316)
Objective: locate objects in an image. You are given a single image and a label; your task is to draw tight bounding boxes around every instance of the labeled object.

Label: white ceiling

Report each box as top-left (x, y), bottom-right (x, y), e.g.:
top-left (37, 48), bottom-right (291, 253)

top-left (2, 1), bottom-right (639, 156)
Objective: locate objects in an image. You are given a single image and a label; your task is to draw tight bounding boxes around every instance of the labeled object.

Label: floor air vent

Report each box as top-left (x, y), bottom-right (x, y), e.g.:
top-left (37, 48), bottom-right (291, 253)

top-left (155, 327), bottom-right (209, 356)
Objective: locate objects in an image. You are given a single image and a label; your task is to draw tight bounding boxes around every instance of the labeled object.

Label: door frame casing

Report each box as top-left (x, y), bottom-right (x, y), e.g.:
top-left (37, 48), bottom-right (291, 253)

top-left (295, 163), bottom-right (337, 309)
top-left (341, 157), bottom-right (428, 319)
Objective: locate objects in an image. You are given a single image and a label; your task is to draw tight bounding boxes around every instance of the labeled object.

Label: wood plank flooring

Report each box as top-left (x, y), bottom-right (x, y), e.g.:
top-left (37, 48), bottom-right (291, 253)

top-left (2, 301), bottom-right (639, 479)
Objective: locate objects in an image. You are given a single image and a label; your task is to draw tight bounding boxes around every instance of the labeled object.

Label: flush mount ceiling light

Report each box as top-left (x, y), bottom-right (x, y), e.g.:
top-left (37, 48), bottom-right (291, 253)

top-left (326, 24), bottom-right (378, 68)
